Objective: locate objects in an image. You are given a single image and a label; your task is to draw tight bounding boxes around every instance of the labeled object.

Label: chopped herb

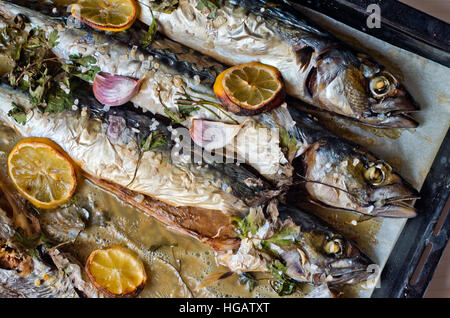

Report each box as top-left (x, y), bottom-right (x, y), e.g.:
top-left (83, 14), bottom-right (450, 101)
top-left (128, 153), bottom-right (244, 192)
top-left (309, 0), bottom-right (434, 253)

top-left (163, 105), bottom-right (185, 124)
top-left (178, 104), bottom-right (200, 117)
top-left (1, 26), bottom-right (58, 109)
top-left (231, 209), bottom-right (264, 239)
top-left (14, 228), bottom-right (50, 257)
top-left (8, 102), bottom-right (27, 125)
top-left (141, 130), bottom-right (169, 151)
top-left (262, 221), bottom-right (300, 247)
top-left (149, 0), bottom-right (179, 13)
top-left (268, 260), bottom-right (297, 296)
top-left (196, 0), bottom-right (219, 19)
top-left (0, 24), bottom-right (96, 115)
top-left (62, 54), bottom-right (101, 82)
top-left (48, 29), bottom-right (59, 48)
top-left (238, 272), bottom-right (257, 292)
top-left (140, 10), bottom-right (158, 48)
top-left (28, 67), bottom-right (52, 106)
top-left (68, 54), bottom-right (97, 67)
top-left (232, 207), bottom-right (302, 295)
top-left (45, 84), bottom-right (75, 113)
top-left (279, 126), bottom-right (300, 163)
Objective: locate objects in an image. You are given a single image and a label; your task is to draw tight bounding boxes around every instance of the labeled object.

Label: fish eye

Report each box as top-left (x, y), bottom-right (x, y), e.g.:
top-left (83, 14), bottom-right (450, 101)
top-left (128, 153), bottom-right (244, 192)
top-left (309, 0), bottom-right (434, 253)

top-left (370, 75), bottom-right (391, 98)
top-left (364, 162), bottom-right (391, 185)
top-left (324, 238), bottom-right (343, 255)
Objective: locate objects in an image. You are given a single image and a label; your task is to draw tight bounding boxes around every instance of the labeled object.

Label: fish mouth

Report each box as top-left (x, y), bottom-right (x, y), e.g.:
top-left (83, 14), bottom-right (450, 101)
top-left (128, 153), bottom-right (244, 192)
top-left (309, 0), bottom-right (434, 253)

top-left (369, 96), bottom-right (420, 128)
top-left (371, 195), bottom-right (420, 218)
top-left (372, 204), bottom-right (417, 218)
top-left (328, 254), bottom-right (375, 285)
top-left (374, 112), bottom-right (419, 128)
top-left (328, 268), bottom-right (374, 285)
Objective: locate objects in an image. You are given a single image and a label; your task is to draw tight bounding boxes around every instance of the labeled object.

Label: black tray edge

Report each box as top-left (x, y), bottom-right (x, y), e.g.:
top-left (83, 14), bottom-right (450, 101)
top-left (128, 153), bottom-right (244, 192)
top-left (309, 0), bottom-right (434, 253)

top-left (371, 131), bottom-right (450, 298)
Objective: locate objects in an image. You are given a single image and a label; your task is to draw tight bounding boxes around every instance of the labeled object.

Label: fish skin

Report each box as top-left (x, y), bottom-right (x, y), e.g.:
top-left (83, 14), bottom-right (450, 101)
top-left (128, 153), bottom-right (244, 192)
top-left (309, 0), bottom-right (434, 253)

top-left (0, 85), bottom-right (375, 287)
top-left (137, 0), bottom-right (420, 128)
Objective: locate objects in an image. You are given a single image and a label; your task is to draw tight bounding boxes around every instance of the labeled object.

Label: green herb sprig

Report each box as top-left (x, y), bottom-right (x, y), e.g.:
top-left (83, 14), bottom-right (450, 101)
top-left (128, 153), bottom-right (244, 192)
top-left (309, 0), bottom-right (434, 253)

top-left (141, 130), bottom-right (169, 151)
top-left (14, 228), bottom-right (50, 258)
top-left (268, 260), bottom-right (297, 296)
top-left (0, 24), bottom-right (101, 123)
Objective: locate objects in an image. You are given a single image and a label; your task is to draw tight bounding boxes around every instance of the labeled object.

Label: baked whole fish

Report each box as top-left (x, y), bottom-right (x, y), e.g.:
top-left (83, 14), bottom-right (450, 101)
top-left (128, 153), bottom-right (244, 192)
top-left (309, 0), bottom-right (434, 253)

top-left (136, 0), bottom-right (420, 128)
top-left (0, 84), bottom-right (376, 288)
top-left (0, 2), bottom-right (420, 218)
top-left (287, 107), bottom-right (420, 217)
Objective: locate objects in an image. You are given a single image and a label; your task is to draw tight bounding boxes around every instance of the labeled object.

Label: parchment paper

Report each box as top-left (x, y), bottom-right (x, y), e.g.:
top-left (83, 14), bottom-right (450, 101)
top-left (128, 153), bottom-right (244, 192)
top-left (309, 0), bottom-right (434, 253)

top-left (301, 6), bottom-right (450, 297)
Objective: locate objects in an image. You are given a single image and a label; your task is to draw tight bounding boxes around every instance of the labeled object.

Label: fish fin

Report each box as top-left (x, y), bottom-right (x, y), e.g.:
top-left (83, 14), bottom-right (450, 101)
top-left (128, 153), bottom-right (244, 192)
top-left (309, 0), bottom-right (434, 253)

top-left (357, 214), bottom-right (374, 223)
top-left (294, 44), bottom-right (314, 72)
top-left (196, 269), bottom-right (234, 290)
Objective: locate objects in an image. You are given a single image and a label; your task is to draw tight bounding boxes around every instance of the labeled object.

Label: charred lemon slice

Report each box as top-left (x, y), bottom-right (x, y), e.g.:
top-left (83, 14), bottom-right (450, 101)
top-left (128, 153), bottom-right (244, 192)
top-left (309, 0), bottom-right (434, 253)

top-left (86, 245), bottom-right (147, 298)
top-left (8, 137), bottom-right (77, 210)
top-left (71, 0), bottom-right (138, 32)
top-left (214, 62), bottom-right (285, 115)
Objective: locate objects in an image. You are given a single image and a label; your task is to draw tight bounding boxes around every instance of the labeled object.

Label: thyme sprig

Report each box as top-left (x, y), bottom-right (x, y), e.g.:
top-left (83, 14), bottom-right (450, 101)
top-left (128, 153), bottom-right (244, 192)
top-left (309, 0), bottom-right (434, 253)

top-left (175, 92), bottom-right (238, 124)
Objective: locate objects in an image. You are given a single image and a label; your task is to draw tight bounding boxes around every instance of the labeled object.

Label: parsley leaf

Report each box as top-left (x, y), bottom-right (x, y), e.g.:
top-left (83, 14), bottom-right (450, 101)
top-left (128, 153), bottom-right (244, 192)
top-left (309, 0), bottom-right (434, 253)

top-left (196, 0), bottom-right (219, 19)
top-left (140, 10), bottom-right (158, 48)
top-left (149, 0), bottom-right (179, 13)
top-left (279, 126), bottom-right (300, 163)
top-left (62, 54), bottom-right (100, 82)
top-left (14, 228), bottom-right (50, 257)
top-left (141, 130), bottom-right (169, 152)
top-left (8, 102), bottom-right (27, 125)
top-left (262, 222), bottom-right (300, 247)
top-left (231, 209), bottom-right (265, 239)
top-left (45, 84), bottom-right (75, 113)
top-left (268, 260), bottom-right (297, 296)
top-left (48, 29), bottom-right (59, 48)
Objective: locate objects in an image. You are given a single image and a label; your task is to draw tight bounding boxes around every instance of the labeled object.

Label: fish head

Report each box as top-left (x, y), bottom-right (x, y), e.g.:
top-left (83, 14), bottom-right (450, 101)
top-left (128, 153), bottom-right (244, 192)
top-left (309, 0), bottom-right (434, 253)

top-left (311, 51), bottom-right (419, 128)
top-left (280, 210), bottom-right (374, 285)
top-left (301, 137), bottom-right (419, 217)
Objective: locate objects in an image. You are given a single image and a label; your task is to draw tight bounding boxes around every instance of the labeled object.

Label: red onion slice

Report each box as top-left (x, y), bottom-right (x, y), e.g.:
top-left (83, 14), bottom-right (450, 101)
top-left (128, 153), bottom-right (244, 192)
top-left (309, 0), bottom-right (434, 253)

top-left (93, 72), bottom-right (142, 107)
top-left (189, 119), bottom-right (246, 151)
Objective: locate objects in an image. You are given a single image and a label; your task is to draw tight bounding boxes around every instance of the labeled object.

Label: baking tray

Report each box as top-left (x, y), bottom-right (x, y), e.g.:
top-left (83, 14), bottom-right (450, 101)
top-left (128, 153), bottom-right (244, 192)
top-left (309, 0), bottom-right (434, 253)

top-left (287, 0), bottom-right (450, 298)
top-left (1, 0), bottom-right (448, 298)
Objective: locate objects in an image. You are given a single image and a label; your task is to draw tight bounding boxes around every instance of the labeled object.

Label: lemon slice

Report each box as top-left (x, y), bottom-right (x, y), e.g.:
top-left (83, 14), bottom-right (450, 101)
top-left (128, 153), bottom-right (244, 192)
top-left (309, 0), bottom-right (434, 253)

top-left (214, 62), bottom-right (285, 115)
top-left (8, 137), bottom-right (77, 210)
top-left (86, 245), bottom-right (147, 297)
top-left (71, 0), bottom-right (138, 32)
